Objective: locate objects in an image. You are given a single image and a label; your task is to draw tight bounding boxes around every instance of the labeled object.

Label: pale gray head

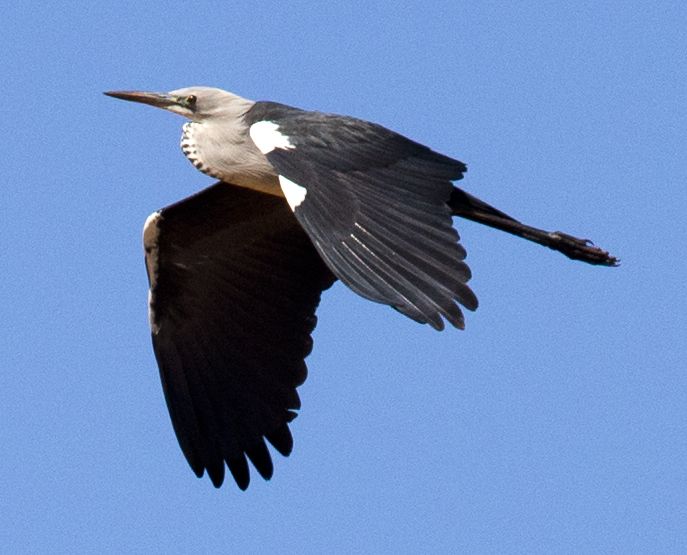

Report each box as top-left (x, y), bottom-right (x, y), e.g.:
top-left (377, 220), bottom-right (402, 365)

top-left (104, 86), bottom-right (254, 122)
top-left (104, 86), bottom-right (279, 194)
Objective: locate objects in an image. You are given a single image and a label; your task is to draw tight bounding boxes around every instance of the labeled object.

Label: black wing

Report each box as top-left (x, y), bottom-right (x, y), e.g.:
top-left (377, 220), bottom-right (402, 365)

top-left (247, 103), bottom-right (477, 330)
top-left (144, 182), bottom-right (335, 489)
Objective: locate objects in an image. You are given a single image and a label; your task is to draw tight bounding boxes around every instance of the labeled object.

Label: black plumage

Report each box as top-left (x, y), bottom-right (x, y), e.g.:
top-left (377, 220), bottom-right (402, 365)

top-left (147, 182), bottom-right (334, 489)
top-left (247, 103), bottom-right (478, 329)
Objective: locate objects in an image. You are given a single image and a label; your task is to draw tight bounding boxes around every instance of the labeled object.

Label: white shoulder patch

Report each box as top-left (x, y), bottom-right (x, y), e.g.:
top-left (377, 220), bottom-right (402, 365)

top-left (249, 121), bottom-right (295, 154)
top-left (278, 176), bottom-right (307, 211)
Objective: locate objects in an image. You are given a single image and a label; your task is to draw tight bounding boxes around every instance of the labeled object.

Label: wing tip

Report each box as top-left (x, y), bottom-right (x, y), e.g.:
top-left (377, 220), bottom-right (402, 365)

top-left (266, 423), bottom-right (295, 457)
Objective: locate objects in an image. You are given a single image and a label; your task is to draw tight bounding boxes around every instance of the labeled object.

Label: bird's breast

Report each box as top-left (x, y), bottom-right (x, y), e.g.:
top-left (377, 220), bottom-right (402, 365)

top-left (180, 122), bottom-right (283, 197)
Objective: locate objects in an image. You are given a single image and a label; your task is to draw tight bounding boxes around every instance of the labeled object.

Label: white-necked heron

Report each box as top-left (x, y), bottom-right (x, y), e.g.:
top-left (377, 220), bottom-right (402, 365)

top-left (105, 87), bottom-right (617, 489)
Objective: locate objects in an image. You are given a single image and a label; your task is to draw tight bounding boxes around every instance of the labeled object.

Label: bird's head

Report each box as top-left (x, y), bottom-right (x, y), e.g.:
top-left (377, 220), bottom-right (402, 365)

top-left (104, 86), bottom-right (254, 122)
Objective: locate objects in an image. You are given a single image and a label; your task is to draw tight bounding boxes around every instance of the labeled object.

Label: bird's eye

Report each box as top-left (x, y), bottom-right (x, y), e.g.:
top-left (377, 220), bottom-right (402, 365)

top-left (185, 95), bottom-right (197, 108)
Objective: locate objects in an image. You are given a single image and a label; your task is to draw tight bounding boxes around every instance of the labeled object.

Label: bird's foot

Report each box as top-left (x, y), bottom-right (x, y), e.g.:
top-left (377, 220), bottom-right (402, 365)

top-left (548, 231), bottom-right (619, 266)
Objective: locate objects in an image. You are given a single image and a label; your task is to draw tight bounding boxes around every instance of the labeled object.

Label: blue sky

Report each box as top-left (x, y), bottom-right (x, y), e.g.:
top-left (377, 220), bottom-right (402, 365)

top-left (3, 2), bottom-right (686, 553)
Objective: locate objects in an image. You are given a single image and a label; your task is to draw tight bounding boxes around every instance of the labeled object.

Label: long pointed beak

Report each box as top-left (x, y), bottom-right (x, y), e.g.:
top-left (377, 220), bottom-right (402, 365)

top-left (104, 90), bottom-right (177, 109)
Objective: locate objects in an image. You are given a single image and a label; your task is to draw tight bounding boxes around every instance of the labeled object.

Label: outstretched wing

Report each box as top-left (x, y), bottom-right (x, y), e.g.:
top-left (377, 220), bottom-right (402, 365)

top-left (144, 181), bottom-right (335, 489)
top-left (247, 102), bottom-right (478, 330)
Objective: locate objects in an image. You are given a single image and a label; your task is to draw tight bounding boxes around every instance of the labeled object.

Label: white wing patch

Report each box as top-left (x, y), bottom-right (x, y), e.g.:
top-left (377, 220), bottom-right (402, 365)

top-left (249, 121), bottom-right (295, 154)
top-left (278, 176), bottom-right (307, 211)
top-left (143, 211), bottom-right (162, 334)
top-left (249, 121), bottom-right (304, 209)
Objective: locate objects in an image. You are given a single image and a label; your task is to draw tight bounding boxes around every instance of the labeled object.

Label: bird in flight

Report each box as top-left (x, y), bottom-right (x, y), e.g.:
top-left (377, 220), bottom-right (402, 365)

top-left (105, 87), bottom-right (617, 490)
